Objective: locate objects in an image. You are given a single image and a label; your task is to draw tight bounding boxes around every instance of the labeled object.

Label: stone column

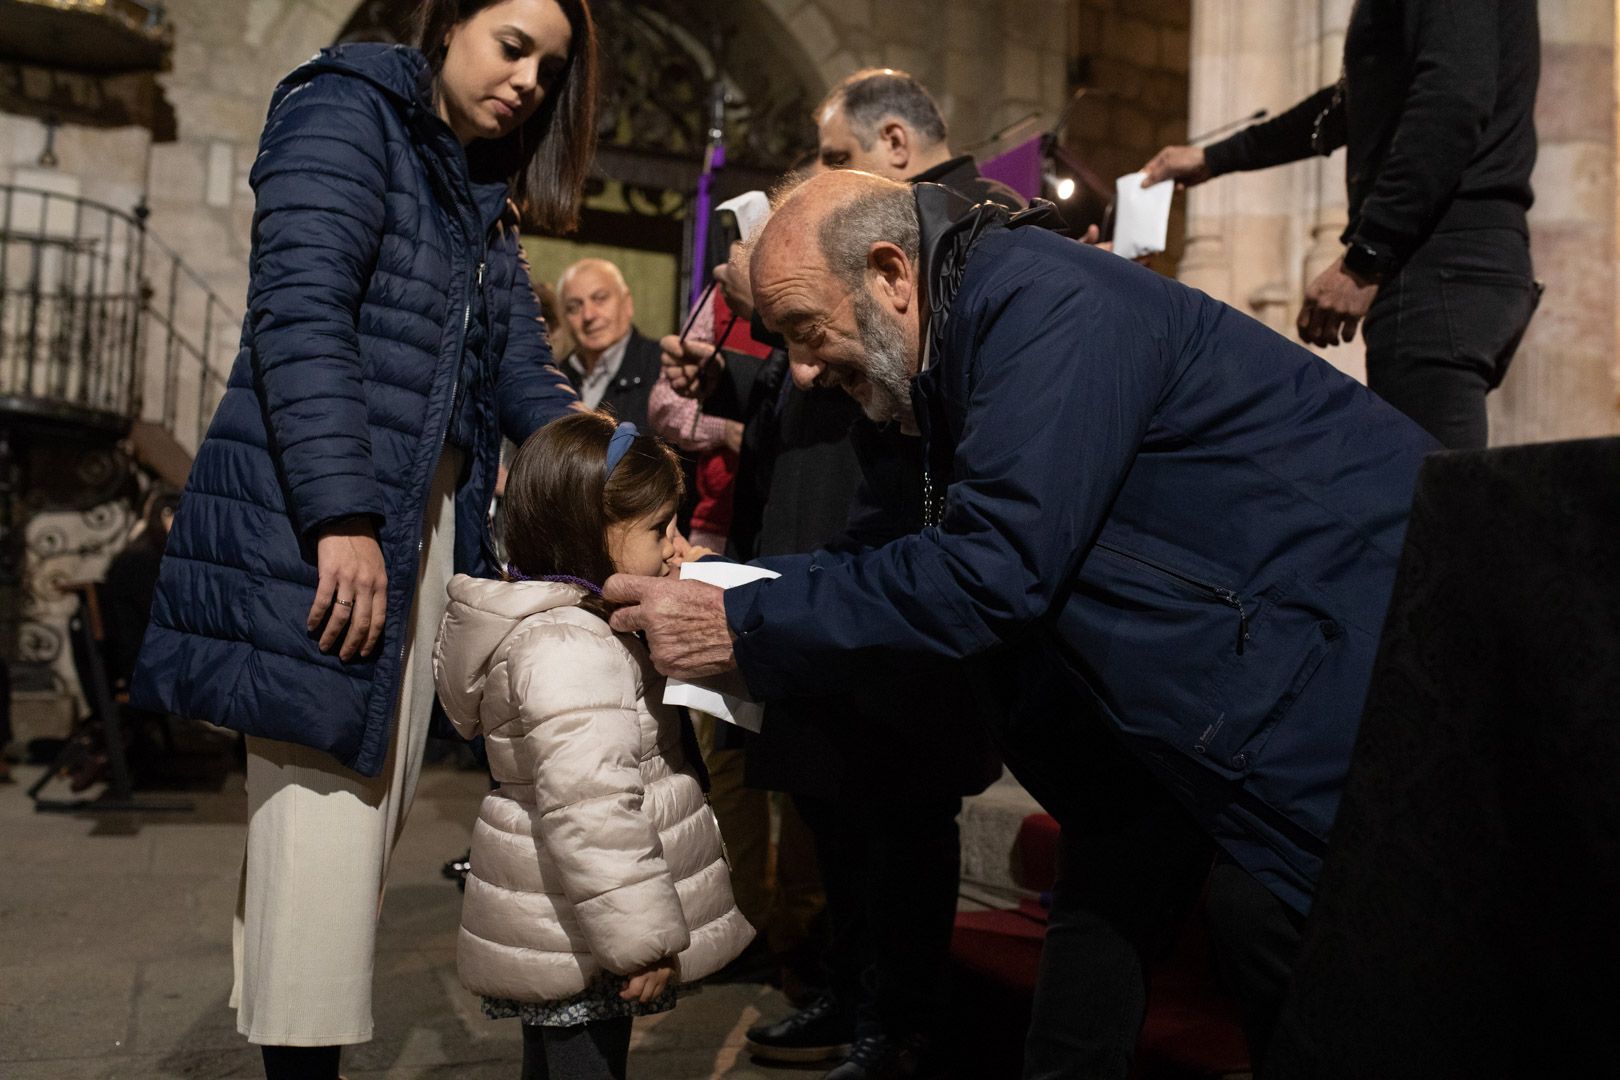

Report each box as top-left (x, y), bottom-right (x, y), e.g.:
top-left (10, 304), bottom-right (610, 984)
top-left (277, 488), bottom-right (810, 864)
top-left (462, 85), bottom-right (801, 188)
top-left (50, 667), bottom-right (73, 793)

top-left (1302, 0), bottom-right (1363, 381)
top-left (1181, 0), bottom-right (1316, 338)
top-left (1488, 1), bottom-right (1620, 444)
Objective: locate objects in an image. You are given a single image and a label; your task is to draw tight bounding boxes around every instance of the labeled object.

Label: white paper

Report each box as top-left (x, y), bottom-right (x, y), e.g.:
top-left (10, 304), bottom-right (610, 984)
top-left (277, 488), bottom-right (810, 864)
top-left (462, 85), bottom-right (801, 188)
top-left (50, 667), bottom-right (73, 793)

top-left (661, 561), bottom-right (780, 732)
top-left (1112, 172), bottom-right (1174, 260)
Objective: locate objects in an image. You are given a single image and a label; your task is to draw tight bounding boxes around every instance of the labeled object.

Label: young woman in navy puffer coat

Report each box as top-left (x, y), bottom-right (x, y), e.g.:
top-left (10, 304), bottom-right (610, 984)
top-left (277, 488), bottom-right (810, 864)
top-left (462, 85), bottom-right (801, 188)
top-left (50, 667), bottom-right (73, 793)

top-left (131, 2), bottom-right (595, 1073)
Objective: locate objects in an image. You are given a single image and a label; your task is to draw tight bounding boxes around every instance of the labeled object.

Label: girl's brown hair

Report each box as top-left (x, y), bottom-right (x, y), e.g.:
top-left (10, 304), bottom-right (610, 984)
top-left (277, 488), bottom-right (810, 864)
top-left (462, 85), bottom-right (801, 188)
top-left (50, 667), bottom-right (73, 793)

top-left (503, 412), bottom-right (684, 609)
top-left (415, 0), bottom-right (599, 234)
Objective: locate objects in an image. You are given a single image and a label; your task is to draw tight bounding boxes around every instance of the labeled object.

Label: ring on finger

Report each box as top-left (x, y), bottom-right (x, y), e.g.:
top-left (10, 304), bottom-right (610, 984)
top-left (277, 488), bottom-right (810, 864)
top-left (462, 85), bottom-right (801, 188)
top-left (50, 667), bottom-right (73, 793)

top-left (334, 598), bottom-right (355, 609)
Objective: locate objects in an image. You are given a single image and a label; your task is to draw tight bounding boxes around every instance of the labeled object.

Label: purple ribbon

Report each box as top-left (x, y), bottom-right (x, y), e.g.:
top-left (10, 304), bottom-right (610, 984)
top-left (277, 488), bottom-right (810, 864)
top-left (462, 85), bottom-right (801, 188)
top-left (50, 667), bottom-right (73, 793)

top-left (505, 566), bottom-right (603, 597)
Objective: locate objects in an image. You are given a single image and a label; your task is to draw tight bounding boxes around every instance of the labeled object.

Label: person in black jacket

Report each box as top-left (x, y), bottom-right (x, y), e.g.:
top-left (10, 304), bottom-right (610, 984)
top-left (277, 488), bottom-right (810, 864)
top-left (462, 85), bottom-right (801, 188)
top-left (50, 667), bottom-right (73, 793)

top-left (1143, 0), bottom-right (1541, 451)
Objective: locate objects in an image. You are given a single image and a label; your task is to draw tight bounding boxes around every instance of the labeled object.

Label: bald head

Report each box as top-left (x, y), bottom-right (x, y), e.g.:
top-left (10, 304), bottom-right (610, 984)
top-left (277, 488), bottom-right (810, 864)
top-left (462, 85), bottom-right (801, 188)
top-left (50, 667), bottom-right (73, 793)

top-left (751, 170), bottom-right (917, 294)
top-left (751, 171), bottom-right (924, 429)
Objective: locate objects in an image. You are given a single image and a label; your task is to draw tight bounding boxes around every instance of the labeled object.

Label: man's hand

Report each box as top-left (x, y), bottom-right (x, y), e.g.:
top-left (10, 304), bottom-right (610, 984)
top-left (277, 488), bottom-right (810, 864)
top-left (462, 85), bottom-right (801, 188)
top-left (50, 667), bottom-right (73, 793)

top-left (713, 240), bottom-right (754, 320)
top-left (603, 574), bottom-right (737, 678)
top-left (659, 335), bottom-right (724, 400)
top-left (1139, 145), bottom-right (1211, 188)
top-left (1297, 257), bottom-right (1380, 348)
top-left (620, 957), bottom-right (677, 1003)
top-left (308, 519), bottom-right (388, 661)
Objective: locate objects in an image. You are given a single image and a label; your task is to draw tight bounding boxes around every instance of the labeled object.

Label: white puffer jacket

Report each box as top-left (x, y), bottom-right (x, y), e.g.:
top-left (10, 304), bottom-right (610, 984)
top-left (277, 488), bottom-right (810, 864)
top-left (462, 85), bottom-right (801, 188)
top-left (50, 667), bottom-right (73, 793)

top-left (433, 575), bottom-right (753, 1003)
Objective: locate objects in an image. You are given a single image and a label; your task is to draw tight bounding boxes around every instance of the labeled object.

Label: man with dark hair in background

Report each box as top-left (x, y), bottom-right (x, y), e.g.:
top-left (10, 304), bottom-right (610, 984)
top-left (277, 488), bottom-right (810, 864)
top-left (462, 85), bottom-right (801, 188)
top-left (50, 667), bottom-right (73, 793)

top-left (816, 67), bottom-right (1023, 212)
top-left (1143, 0), bottom-right (1540, 451)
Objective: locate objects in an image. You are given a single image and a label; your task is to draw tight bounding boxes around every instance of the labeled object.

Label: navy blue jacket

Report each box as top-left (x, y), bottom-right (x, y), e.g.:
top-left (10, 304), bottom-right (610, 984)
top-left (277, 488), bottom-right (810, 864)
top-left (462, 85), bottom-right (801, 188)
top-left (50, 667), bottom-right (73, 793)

top-left (726, 222), bottom-right (1438, 912)
top-left (131, 45), bottom-right (576, 776)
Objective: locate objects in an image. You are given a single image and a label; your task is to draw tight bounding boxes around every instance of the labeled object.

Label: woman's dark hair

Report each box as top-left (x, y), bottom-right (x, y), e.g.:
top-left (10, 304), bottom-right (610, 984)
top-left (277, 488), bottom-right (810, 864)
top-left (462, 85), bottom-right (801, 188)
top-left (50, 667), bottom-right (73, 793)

top-left (503, 412), bottom-right (684, 610)
top-left (415, 0), bottom-right (599, 234)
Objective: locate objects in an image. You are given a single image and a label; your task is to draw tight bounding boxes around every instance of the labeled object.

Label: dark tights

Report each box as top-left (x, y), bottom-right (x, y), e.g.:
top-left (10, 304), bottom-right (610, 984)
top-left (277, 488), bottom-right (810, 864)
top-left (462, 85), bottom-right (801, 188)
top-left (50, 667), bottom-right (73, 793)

top-left (521, 1017), bottom-right (633, 1080)
top-left (260, 1045), bottom-right (339, 1080)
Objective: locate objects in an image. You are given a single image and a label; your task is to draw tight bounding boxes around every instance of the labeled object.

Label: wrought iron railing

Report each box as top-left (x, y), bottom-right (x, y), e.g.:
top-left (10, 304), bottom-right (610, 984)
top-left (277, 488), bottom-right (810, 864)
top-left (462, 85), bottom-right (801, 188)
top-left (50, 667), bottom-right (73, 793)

top-left (0, 183), bottom-right (237, 451)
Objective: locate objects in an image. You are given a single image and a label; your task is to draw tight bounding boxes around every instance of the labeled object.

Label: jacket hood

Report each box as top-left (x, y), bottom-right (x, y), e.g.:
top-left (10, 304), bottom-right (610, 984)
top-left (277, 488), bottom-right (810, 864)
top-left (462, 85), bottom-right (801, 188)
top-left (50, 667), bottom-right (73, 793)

top-left (275, 42), bottom-right (432, 113)
top-left (435, 574), bottom-right (593, 737)
top-left (271, 43), bottom-right (512, 229)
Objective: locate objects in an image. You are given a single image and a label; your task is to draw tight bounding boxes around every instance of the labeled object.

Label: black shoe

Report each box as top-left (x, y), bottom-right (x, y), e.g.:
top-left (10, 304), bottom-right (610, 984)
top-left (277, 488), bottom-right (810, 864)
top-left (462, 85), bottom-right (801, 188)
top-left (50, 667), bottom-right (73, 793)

top-left (745, 994), bottom-right (855, 1064)
top-left (442, 850), bottom-right (471, 891)
top-left (823, 1033), bottom-right (926, 1080)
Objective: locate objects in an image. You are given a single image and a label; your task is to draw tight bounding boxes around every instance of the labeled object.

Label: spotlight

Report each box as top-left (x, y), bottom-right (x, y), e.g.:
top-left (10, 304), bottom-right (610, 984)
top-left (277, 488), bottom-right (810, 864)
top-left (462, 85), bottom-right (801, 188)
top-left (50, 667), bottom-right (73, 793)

top-left (1044, 168), bottom-right (1076, 201)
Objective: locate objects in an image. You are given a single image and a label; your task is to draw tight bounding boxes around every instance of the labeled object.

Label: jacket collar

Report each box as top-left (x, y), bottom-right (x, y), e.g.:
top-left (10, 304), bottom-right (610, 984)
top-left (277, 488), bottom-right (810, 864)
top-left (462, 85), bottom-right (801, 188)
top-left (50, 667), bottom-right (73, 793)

top-left (915, 184), bottom-right (1062, 350)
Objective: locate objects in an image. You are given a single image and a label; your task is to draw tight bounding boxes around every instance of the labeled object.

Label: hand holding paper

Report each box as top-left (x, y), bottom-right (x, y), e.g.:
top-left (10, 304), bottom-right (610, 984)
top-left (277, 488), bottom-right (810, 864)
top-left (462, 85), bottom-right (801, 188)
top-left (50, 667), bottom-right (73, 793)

top-left (656, 561), bottom-right (778, 732)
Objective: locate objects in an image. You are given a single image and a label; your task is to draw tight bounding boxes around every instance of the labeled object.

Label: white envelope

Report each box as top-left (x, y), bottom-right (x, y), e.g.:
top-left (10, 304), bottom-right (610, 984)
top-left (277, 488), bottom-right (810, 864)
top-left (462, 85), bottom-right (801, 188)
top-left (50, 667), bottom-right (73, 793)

top-left (1112, 172), bottom-right (1174, 260)
top-left (661, 561), bottom-right (780, 732)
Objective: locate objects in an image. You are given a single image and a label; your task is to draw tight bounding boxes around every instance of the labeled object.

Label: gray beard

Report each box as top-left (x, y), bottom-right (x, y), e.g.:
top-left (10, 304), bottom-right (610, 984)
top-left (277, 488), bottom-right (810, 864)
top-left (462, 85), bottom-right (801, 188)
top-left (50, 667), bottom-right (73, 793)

top-left (851, 289), bottom-right (916, 427)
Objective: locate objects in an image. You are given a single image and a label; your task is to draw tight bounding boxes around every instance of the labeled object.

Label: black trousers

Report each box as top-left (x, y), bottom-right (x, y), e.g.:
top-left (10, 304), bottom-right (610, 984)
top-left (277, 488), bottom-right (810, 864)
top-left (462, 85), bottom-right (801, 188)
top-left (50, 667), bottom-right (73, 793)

top-left (1012, 716), bottom-right (1306, 1080)
top-left (792, 788), bottom-right (964, 1041)
top-left (1362, 226), bottom-right (1539, 451)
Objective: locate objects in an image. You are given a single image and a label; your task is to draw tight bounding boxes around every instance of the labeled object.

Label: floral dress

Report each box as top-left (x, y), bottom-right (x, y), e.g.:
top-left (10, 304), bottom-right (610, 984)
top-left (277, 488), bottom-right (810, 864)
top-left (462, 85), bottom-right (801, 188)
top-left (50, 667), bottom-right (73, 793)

top-left (483, 973), bottom-right (696, 1028)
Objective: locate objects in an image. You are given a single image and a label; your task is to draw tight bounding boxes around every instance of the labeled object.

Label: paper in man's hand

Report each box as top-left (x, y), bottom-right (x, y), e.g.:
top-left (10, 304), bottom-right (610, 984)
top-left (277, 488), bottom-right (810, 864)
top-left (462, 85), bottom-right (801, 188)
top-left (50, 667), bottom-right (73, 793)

top-left (661, 561), bottom-right (780, 732)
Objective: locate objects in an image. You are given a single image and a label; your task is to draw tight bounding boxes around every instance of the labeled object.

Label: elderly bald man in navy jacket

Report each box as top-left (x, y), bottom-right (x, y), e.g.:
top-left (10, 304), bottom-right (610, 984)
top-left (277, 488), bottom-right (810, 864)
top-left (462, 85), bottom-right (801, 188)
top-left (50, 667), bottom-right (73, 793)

top-left (607, 169), bottom-right (1437, 1077)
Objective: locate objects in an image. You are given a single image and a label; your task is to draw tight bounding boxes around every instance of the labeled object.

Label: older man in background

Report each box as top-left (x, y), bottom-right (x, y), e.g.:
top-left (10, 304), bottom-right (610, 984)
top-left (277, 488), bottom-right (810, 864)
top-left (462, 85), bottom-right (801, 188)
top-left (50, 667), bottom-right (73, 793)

top-left (556, 257), bottom-right (661, 428)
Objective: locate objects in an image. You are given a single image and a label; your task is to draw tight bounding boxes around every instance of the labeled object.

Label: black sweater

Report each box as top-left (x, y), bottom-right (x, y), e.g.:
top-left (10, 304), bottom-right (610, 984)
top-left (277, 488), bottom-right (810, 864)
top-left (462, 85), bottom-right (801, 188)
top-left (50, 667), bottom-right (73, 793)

top-left (1204, 0), bottom-right (1539, 264)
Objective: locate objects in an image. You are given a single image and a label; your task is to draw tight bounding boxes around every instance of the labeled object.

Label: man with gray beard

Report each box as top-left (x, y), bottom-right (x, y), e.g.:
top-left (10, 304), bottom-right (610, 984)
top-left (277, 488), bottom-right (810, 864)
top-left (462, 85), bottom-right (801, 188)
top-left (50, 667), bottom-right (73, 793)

top-left (615, 169), bottom-right (1438, 1078)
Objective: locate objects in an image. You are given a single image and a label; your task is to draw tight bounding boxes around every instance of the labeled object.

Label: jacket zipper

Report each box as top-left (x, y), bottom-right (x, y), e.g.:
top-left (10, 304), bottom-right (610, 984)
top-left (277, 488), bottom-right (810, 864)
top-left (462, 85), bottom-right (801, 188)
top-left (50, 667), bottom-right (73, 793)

top-left (389, 151), bottom-right (487, 707)
top-left (1093, 541), bottom-right (1250, 655)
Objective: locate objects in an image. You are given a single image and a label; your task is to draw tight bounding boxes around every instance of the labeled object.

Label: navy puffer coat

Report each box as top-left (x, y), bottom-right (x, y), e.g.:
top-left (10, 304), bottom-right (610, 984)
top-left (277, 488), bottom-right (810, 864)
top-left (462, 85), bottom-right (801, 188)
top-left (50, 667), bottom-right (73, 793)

top-left (131, 44), bottom-right (577, 776)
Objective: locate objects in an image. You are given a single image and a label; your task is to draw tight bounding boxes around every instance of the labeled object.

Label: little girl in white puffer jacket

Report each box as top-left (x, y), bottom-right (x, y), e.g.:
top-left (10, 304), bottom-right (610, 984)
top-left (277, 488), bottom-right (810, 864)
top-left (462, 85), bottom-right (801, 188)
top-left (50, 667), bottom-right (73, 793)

top-left (433, 413), bottom-right (752, 1079)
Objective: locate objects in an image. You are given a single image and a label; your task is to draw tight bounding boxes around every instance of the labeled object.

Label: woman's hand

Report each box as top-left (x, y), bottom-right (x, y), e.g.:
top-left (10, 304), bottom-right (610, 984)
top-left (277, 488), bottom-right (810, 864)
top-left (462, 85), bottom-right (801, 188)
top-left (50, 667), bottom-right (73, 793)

top-left (620, 957), bottom-right (677, 1003)
top-left (308, 518), bottom-right (388, 661)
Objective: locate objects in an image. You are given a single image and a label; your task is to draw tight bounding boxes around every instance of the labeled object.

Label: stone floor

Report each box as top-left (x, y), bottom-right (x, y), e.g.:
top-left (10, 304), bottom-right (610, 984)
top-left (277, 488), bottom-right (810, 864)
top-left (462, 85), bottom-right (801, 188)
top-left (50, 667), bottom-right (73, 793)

top-left (0, 752), bottom-right (820, 1080)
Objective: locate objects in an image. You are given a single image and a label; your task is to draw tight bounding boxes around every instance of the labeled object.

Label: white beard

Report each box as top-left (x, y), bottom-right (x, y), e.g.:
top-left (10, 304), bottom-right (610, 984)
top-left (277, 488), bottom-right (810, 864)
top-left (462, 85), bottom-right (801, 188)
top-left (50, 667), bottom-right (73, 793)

top-left (851, 289), bottom-right (916, 428)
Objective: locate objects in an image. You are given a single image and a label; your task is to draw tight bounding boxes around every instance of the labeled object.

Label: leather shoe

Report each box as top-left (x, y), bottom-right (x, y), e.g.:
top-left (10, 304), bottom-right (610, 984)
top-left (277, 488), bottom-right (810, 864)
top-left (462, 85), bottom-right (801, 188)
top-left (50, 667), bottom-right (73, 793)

top-left (823, 1033), bottom-right (927, 1080)
top-left (745, 993), bottom-right (854, 1064)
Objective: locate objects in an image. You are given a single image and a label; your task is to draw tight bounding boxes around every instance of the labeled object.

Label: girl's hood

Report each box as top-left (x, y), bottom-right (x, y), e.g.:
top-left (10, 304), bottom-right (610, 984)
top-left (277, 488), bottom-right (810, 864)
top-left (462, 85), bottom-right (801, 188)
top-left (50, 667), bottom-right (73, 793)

top-left (433, 574), bottom-right (592, 737)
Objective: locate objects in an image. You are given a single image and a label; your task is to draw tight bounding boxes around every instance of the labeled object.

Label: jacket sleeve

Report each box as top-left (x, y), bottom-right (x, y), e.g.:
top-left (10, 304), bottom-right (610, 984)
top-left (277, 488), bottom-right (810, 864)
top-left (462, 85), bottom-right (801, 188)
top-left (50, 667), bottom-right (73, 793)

top-left (508, 624), bottom-right (690, 973)
top-left (1203, 84), bottom-right (1343, 177)
top-left (727, 262), bottom-right (1171, 700)
top-left (648, 373), bottom-right (730, 451)
top-left (1350, 0), bottom-right (1500, 260)
top-left (246, 76), bottom-right (390, 541)
top-left (497, 243), bottom-right (580, 442)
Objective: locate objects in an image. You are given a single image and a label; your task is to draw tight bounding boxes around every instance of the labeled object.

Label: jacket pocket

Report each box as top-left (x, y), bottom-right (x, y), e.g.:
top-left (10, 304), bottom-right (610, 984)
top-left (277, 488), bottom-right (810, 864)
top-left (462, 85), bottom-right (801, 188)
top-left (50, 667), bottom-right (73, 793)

top-left (1079, 543), bottom-right (1341, 779)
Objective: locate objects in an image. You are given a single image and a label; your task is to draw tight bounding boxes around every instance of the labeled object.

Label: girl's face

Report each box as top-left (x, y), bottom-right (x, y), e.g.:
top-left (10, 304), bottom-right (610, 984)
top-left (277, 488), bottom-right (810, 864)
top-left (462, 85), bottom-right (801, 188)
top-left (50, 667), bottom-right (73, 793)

top-left (606, 501), bottom-right (679, 579)
top-left (437, 0), bottom-right (571, 145)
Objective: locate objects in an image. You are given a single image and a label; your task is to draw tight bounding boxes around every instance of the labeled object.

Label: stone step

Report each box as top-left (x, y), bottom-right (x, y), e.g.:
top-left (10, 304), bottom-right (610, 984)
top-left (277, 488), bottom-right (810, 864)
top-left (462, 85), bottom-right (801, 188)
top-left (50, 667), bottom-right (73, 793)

top-left (958, 769), bottom-right (1044, 909)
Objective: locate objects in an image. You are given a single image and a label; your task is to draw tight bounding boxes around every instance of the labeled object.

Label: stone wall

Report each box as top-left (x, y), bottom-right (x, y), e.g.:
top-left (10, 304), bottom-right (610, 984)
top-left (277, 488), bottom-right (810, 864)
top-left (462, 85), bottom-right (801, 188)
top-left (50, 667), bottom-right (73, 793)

top-left (1061, 0), bottom-right (1191, 276)
top-left (1181, 0), bottom-right (1356, 374)
top-left (1488, 2), bottom-right (1620, 444)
